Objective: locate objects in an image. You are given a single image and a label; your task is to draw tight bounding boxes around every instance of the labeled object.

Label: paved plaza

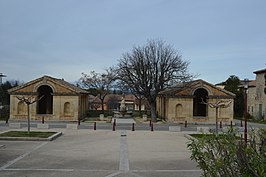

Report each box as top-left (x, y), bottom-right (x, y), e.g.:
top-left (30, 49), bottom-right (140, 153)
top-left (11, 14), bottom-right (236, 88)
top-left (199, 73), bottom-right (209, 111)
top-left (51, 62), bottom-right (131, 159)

top-left (0, 128), bottom-right (201, 177)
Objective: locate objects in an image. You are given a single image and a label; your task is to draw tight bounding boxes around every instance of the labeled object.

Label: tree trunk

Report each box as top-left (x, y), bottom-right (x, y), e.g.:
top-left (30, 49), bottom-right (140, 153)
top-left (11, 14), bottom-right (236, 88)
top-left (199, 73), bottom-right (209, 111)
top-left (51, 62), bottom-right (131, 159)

top-left (101, 99), bottom-right (104, 114)
top-left (138, 98), bottom-right (142, 117)
top-left (150, 101), bottom-right (157, 122)
top-left (27, 104), bottom-right (30, 134)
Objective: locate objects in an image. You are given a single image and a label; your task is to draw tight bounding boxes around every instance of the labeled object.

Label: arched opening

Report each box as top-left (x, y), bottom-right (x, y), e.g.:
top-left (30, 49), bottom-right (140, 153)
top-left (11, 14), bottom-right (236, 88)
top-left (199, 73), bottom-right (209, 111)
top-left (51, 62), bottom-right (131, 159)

top-left (175, 104), bottom-right (183, 117)
top-left (37, 85), bottom-right (53, 114)
top-left (64, 102), bottom-right (71, 116)
top-left (17, 101), bottom-right (26, 115)
top-left (193, 88), bottom-right (208, 117)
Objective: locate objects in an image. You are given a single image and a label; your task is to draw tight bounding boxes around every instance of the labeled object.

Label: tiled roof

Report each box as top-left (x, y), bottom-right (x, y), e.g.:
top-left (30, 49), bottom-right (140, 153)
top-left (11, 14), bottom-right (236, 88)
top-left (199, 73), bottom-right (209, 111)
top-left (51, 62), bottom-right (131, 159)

top-left (8, 75), bottom-right (88, 94)
top-left (159, 79), bottom-right (235, 97)
top-left (254, 68), bottom-right (266, 74)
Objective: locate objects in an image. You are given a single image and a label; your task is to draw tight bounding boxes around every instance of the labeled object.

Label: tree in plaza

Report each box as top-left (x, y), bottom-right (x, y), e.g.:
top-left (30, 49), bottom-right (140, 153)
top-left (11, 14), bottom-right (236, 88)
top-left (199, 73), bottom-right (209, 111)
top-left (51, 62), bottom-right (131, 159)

top-left (16, 95), bottom-right (43, 134)
top-left (79, 70), bottom-right (115, 114)
top-left (223, 75), bottom-right (244, 117)
top-left (114, 39), bottom-right (193, 122)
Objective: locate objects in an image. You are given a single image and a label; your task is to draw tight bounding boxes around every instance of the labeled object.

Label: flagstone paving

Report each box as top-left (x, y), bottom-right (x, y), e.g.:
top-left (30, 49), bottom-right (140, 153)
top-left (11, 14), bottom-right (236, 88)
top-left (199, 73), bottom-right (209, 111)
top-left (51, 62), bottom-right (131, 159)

top-left (0, 129), bottom-right (201, 177)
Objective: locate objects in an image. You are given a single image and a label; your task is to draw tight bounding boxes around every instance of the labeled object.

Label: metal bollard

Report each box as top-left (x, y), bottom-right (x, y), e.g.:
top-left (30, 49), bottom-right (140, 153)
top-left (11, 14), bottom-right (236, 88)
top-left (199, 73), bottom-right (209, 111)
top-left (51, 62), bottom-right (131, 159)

top-left (94, 122), bottom-right (96, 130)
top-left (132, 123), bottom-right (135, 131)
top-left (230, 121), bottom-right (233, 128)
top-left (112, 122), bottom-right (116, 131)
top-left (42, 117), bottom-right (44, 124)
top-left (220, 121), bottom-right (222, 128)
top-left (114, 119), bottom-right (116, 127)
top-left (240, 120), bottom-right (243, 127)
top-left (149, 120), bottom-right (152, 127)
top-left (5, 118), bottom-right (8, 124)
top-left (78, 119), bottom-right (81, 125)
top-left (151, 123), bottom-right (154, 131)
top-left (185, 120), bottom-right (187, 128)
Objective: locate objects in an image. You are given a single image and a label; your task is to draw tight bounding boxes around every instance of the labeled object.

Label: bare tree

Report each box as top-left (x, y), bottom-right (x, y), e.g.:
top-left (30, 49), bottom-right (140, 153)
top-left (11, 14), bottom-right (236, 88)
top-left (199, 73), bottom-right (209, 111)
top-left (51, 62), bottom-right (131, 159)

top-left (16, 95), bottom-right (43, 134)
top-left (115, 39), bottom-right (193, 121)
top-left (80, 70), bottom-right (115, 114)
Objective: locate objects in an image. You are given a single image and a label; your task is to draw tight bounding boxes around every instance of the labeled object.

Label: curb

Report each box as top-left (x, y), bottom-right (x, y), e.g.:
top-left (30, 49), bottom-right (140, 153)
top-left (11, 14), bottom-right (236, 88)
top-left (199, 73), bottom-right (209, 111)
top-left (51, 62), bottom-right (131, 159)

top-left (184, 133), bottom-right (197, 141)
top-left (0, 131), bottom-right (63, 141)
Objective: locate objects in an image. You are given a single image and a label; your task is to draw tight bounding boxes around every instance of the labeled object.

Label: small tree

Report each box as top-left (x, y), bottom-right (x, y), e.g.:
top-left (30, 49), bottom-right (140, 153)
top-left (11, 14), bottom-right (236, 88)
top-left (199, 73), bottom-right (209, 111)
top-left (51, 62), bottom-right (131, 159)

top-left (115, 39), bottom-right (193, 121)
top-left (16, 95), bottom-right (43, 134)
top-left (201, 99), bottom-right (232, 134)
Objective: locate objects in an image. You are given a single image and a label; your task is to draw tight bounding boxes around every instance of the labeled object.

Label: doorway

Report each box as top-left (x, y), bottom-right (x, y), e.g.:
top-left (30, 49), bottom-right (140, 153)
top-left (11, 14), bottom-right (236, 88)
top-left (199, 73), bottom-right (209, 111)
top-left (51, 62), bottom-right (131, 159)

top-left (193, 88), bottom-right (208, 117)
top-left (37, 85), bottom-right (53, 114)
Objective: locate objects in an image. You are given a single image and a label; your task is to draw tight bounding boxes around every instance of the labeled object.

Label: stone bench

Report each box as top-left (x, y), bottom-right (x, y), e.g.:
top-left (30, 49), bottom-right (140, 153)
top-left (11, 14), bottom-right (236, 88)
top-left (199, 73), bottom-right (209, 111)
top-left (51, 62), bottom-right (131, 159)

top-left (9, 123), bottom-right (22, 129)
top-left (197, 127), bottom-right (210, 133)
top-left (37, 123), bottom-right (50, 129)
top-left (66, 124), bottom-right (80, 130)
top-left (169, 126), bottom-right (181, 132)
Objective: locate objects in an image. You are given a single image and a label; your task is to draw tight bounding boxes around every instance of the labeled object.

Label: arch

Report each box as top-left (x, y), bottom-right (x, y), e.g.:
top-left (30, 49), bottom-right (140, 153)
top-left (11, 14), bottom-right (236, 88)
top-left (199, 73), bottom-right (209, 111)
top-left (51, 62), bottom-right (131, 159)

top-left (33, 82), bottom-right (56, 93)
top-left (64, 102), bottom-right (72, 116)
top-left (17, 101), bottom-right (26, 115)
top-left (175, 104), bottom-right (183, 117)
top-left (193, 88), bottom-right (208, 117)
top-left (37, 85), bottom-right (53, 114)
top-left (192, 86), bottom-right (212, 96)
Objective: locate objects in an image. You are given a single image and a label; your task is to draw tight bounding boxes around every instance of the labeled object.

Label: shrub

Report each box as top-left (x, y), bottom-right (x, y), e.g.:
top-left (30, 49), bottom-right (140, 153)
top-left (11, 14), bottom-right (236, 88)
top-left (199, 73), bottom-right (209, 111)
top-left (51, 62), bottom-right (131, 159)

top-left (187, 128), bottom-right (266, 177)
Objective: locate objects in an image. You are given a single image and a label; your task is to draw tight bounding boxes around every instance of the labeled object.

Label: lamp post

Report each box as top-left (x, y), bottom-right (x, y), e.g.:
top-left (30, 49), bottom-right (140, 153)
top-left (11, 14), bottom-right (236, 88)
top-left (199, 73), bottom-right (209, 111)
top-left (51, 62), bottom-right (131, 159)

top-left (243, 79), bottom-right (249, 143)
top-left (0, 73), bottom-right (7, 85)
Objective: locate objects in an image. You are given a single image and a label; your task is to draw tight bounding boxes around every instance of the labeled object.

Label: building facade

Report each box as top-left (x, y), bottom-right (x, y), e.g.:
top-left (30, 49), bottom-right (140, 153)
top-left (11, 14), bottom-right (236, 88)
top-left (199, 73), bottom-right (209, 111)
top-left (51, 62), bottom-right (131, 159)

top-left (8, 76), bottom-right (88, 121)
top-left (248, 69), bottom-right (266, 119)
top-left (88, 94), bottom-right (147, 111)
top-left (157, 80), bottom-right (235, 124)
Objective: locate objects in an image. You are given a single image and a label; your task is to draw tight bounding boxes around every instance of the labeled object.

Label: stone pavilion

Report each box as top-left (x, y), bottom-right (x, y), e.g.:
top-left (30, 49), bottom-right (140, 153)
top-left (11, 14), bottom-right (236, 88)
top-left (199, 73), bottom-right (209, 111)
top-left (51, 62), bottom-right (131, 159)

top-left (157, 79), bottom-right (235, 124)
top-left (8, 75), bottom-right (88, 121)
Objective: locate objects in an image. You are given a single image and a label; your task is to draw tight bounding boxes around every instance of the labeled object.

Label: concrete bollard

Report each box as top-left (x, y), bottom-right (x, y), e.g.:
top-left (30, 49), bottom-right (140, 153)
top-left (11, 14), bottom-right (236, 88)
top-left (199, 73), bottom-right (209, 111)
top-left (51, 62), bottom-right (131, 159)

top-left (169, 126), bottom-right (181, 132)
top-left (67, 124), bottom-right (80, 130)
top-left (94, 122), bottom-right (96, 130)
top-left (132, 123), bottom-right (135, 131)
top-left (37, 123), bottom-right (49, 129)
top-left (9, 123), bottom-right (22, 129)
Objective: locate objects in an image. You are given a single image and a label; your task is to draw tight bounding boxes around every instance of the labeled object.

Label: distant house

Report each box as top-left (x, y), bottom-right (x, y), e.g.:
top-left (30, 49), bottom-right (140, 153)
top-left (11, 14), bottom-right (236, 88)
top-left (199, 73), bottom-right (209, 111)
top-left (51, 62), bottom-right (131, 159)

top-left (88, 94), bottom-right (147, 111)
top-left (247, 68), bottom-right (266, 119)
top-left (8, 75), bottom-right (88, 121)
top-left (157, 80), bottom-right (235, 124)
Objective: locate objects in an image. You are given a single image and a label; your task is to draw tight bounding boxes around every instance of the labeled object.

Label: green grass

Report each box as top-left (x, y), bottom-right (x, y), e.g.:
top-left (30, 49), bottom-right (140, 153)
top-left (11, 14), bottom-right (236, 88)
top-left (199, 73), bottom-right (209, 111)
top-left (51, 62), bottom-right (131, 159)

top-left (235, 117), bottom-right (266, 124)
top-left (190, 133), bottom-right (242, 140)
top-left (0, 131), bottom-right (56, 138)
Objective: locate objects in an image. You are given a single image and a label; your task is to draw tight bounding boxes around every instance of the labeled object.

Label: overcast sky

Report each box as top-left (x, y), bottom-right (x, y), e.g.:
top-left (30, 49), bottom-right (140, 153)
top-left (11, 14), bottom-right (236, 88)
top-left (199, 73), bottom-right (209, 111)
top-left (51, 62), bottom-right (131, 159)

top-left (0, 0), bottom-right (265, 84)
